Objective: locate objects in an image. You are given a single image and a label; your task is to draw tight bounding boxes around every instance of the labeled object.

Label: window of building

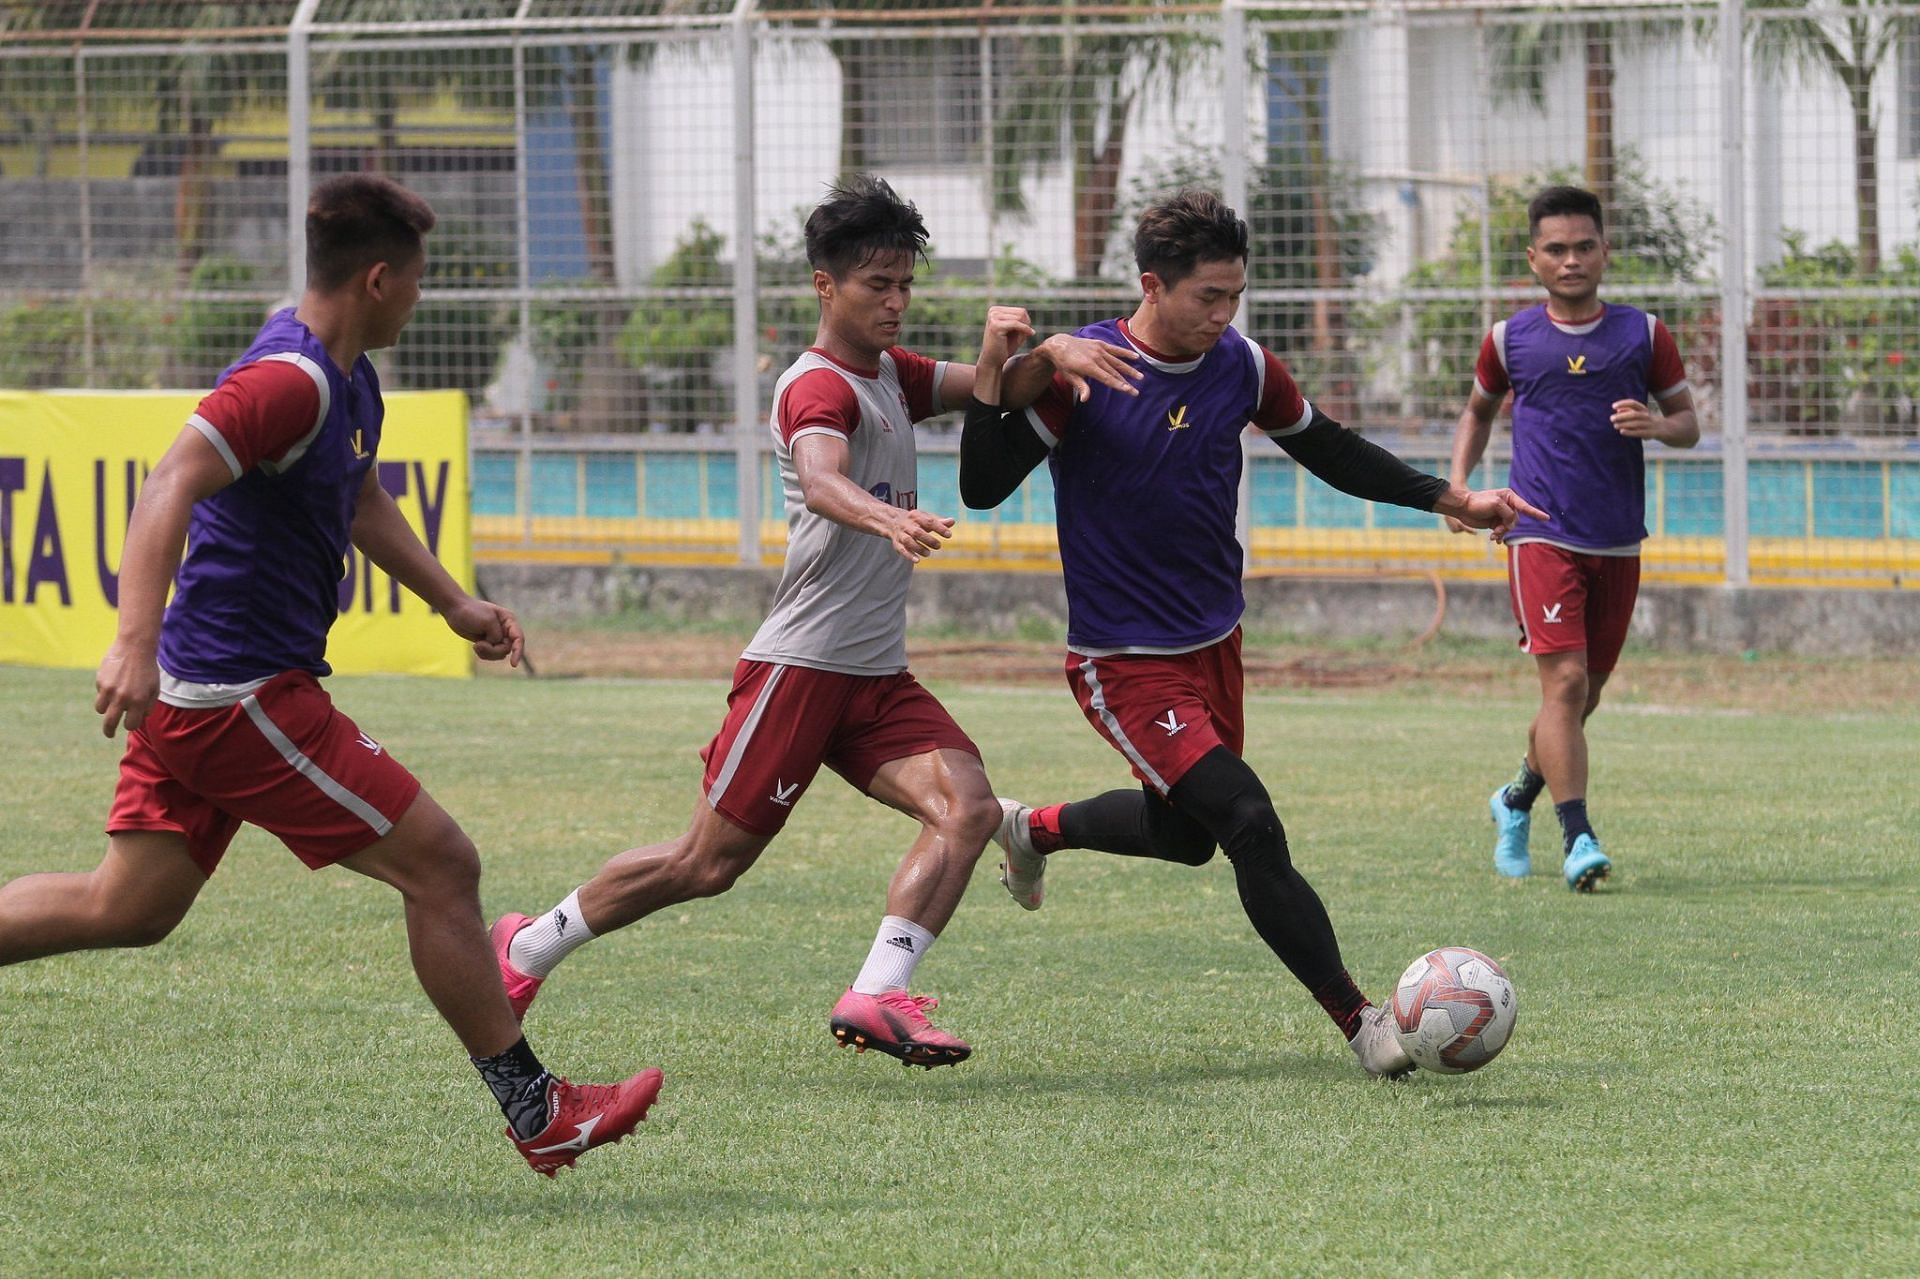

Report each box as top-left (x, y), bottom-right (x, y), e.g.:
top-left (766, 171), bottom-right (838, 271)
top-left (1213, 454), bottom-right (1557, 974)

top-left (841, 43), bottom-right (986, 168)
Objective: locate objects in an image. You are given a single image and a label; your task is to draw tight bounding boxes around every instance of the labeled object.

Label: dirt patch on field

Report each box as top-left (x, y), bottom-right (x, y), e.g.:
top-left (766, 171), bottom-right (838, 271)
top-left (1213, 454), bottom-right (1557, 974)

top-left (488, 622), bottom-right (1917, 715)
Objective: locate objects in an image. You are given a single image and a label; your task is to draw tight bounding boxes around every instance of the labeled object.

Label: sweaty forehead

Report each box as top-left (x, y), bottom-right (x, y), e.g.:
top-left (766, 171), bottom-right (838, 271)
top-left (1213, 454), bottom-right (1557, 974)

top-left (1178, 259), bottom-right (1247, 294)
top-left (1533, 215), bottom-right (1602, 245)
top-left (850, 248), bottom-right (917, 281)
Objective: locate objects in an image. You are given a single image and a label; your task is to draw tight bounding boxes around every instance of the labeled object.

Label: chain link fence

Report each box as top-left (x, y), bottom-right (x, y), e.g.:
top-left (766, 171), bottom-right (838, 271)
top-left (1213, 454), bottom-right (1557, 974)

top-left (4, 1), bottom-right (1917, 585)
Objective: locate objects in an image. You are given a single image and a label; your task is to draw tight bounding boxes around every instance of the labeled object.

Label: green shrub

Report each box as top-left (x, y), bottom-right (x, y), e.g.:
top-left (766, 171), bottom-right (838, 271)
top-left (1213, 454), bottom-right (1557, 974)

top-left (1754, 236), bottom-right (1919, 434)
top-left (176, 256), bottom-right (275, 385)
top-left (0, 291), bottom-right (169, 389)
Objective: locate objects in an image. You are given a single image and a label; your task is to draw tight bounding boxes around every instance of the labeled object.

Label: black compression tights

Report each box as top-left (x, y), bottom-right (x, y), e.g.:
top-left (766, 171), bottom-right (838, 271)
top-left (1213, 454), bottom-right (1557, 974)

top-left (1058, 747), bottom-right (1350, 992)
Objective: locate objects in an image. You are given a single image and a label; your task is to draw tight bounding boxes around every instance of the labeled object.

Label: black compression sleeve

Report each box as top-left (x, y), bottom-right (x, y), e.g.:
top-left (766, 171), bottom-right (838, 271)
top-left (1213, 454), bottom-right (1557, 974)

top-left (959, 396), bottom-right (1050, 510)
top-left (1276, 409), bottom-right (1450, 511)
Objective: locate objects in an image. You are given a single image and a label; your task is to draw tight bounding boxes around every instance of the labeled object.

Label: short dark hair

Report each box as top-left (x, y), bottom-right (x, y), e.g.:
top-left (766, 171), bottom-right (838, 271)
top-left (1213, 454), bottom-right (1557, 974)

top-left (1527, 186), bottom-right (1605, 240)
top-left (1133, 190), bottom-right (1248, 288)
top-left (804, 174), bottom-right (929, 280)
top-left (306, 173), bottom-right (436, 291)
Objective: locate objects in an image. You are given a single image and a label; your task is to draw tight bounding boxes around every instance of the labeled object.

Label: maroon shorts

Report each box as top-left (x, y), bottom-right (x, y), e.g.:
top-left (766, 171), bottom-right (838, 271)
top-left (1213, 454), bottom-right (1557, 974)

top-left (1064, 629), bottom-right (1245, 797)
top-left (1507, 541), bottom-right (1641, 675)
top-left (699, 660), bottom-right (980, 838)
top-left (107, 670), bottom-right (423, 876)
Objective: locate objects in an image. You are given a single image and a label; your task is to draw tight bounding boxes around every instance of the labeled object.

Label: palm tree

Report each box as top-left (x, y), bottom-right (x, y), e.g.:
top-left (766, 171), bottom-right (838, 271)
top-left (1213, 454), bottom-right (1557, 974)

top-left (775, 0), bottom-right (1204, 281)
top-left (1484, 10), bottom-right (1685, 212)
top-left (0, 3), bottom-right (288, 282)
top-left (1747, 0), bottom-right (1906, 272)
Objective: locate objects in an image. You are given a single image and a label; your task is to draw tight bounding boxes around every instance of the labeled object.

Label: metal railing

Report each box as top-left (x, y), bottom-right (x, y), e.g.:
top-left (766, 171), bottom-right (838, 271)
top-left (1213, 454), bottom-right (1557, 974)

top-left (3, 0), bottom-right (1918, 586)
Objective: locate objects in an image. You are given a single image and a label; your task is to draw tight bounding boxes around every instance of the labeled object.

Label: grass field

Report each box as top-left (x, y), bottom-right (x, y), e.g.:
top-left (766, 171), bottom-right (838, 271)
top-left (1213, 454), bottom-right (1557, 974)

top-left (3, 656), bottom-right (1916, 1277)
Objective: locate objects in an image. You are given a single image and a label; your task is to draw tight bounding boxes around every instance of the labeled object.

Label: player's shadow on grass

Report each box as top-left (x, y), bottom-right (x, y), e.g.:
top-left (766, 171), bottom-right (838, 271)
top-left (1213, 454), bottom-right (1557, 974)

top-left (803, 1053), bottom-right (1564, 1107)
top-left (342, 1184), bottom-right (868, 1221)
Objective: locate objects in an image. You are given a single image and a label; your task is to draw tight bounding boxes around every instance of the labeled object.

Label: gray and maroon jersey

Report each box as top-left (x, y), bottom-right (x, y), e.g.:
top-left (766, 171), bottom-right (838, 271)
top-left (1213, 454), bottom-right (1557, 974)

top-left (741, 346), bottom-right (949, 675)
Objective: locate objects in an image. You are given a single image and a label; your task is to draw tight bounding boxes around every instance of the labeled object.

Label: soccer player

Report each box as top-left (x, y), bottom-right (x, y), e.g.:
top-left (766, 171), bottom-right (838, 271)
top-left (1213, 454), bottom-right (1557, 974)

top-left (958, 189), bottom-right (1546, 1078)
top-left (0, 174), bottom-right (661, 1176)
top-left (1446, 185), bottom-right (1698, 890)
top-left (490, 175), bottom-right (1136, 1068)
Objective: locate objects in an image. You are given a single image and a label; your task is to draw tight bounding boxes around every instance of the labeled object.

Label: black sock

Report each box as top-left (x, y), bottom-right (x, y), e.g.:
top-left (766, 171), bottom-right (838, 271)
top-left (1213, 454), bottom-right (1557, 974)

top-left (1309, 971), bottom-right (1371, 1041)
top-left (1504, 759), bottom-right (1547, 812)
top-left (472, 1036), bottom-right (554, 1141)
top-left (1555, 799), bottom-right (1594, 853)
top-left (1060, 787), bottom-right (1217, 866)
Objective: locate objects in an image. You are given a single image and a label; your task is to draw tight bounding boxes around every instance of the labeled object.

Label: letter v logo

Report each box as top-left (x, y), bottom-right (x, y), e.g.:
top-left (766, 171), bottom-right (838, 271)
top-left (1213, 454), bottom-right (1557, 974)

top-left (531, 1112), bottom-right (600, 1155)
top-left (1542, 603), bottom-right (1564, 623)
top-left (769, 779), bottom-right (799, 807)
top-left (1154, 709), bottom-right (1187, 736)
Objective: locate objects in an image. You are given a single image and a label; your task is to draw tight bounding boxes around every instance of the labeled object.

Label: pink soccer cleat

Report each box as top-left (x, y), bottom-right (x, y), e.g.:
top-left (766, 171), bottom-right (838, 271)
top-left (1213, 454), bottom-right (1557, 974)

top-left (510, 1068), bottom-right (665, 1177)
top-left (490, 913), bottom-right (544, 1021)
top-left (828, 987), bottom-right (972, 1068)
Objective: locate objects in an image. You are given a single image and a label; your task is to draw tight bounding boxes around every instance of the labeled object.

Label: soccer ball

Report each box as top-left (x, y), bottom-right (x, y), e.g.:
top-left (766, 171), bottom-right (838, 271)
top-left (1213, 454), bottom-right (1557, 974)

top-left (1389, 946), bottom-right (1516, 1074)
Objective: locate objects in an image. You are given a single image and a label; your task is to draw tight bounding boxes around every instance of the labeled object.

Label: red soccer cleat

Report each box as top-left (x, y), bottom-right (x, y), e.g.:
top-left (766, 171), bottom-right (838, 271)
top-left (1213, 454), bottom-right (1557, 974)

top-left (828, 987), bottom-right (972, 1068)
top-left (489, 913), bottom-right (544, 1021)
top-left (511, 1068), bottom-right (665, 1177)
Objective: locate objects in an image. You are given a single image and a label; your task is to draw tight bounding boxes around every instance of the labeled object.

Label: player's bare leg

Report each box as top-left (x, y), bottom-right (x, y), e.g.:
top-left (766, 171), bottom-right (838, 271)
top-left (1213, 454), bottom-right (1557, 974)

top-left (1529, 649), bottom-right (1592, 807)
top-left (864, 748), bottom-right (1000, 933)
top-left (0, 831), bottom-right (206, 964)
top-left (579, 802), bottom-right (775, 933)
top-left (346, 789), bottom-right (664, 1173)
top-left (491, 803), bottom-right (774, 1024)
top-left (343, 790), bottom-right (521, 1057)
top-left (1528, 651), bottom-right (1612, 890)
top-left (828, 748), bottom-right (999, 1067)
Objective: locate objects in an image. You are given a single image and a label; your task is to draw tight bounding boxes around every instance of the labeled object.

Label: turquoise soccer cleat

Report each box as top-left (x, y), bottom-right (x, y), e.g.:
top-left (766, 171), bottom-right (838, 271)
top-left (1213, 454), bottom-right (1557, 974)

top-left (1489, 787), bottom-right (1532, 878)
top-left (1563, 832), bottom-right (1612, 892)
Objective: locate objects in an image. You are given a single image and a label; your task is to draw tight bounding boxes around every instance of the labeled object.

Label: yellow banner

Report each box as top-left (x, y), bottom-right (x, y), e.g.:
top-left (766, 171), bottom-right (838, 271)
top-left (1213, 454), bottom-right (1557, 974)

top-left (0, 389), bottom-right (472, 679)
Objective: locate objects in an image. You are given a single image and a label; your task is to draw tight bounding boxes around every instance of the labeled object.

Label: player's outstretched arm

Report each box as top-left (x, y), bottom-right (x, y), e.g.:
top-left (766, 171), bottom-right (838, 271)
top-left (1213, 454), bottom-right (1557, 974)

top-left (1432, 484), bottom-right (1550, 541)
top-left (1276, 410), bottom-right (1454, 511)
top-left (350, 471), bottom-right (523, 665)
top-left (1444, 388), bottom-right (1501, 534)
top-left (792, 432), bottom-right (953, 564)
top-left (1277, 410), bottom-right (1546, 540)
top-left (95, 428), bottom-right (236, 737)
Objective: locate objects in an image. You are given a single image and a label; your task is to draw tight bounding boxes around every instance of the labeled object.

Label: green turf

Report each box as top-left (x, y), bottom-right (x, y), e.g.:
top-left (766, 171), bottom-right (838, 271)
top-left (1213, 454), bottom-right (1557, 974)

top-left (3, 663), bottom-right (1915, 1277)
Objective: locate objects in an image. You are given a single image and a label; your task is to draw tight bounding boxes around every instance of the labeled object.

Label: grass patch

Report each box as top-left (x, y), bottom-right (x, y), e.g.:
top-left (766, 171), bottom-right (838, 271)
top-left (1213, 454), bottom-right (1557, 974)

top-left (3, 662), bottom-right (1916, 1276)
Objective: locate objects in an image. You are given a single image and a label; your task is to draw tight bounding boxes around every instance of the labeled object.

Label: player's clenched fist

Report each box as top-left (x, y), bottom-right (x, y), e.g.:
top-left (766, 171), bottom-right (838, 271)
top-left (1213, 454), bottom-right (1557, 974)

top-left (94, 642), bottom-right (159, 738)
top-left (980, 306), bottom-right (1035, 366)
top-left (443, 596), bottom-right (525, 667)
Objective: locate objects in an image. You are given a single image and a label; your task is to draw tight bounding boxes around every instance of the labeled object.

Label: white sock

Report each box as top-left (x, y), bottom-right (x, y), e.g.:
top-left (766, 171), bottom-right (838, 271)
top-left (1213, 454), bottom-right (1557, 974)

top-left (851, 915), bottom-right (937, 995)
top-left (507, 889), bottom-right (597, 979)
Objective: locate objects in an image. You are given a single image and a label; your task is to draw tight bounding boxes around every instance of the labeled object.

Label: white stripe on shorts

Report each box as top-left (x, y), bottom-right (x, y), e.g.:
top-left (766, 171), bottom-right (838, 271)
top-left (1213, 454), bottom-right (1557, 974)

top-left (1078, 656), bottom-right (1173, 797)
top-left (241, 694), bottom-right (393, 836)
top-left (705, 664), bottom-right (788, 811)
top-left (1509, 548), bottom-right (1535, 655)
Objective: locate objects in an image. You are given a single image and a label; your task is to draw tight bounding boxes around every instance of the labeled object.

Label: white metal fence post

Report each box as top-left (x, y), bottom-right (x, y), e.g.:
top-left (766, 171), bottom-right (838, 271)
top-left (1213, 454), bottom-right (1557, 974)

top-left (76, 43), bottom-right (94, 386)
top-left (512, 1), bottom-right (535, 552)
top-left (1224, 0), bottom-right (1254, 562)
top-left (1720, 0), bottom-right (1750, 587)
top-left (732, 0), bottom-right (761, 567)
top-left (287, 0), bottom-right (321, 301)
